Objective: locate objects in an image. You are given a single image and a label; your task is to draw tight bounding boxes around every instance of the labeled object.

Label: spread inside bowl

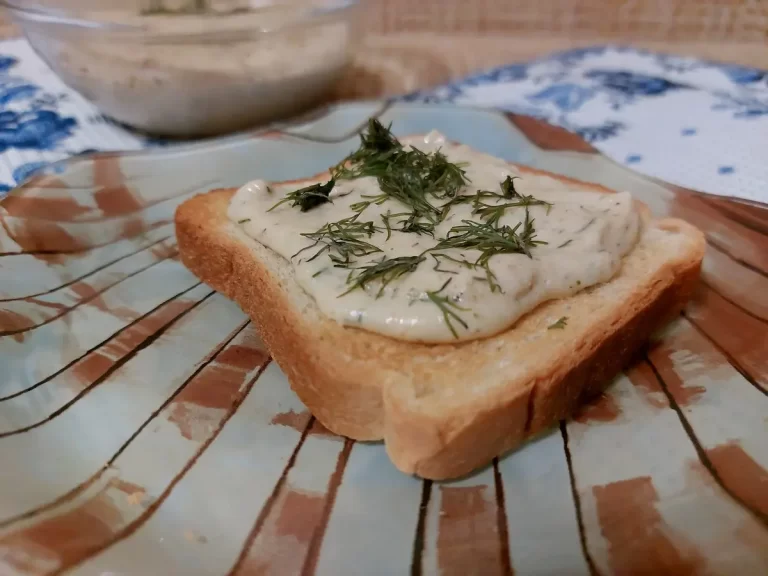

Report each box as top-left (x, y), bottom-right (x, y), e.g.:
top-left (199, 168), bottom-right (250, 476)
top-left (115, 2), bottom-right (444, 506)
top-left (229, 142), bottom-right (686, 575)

top-left (23, 1), bottom-right (357, 136)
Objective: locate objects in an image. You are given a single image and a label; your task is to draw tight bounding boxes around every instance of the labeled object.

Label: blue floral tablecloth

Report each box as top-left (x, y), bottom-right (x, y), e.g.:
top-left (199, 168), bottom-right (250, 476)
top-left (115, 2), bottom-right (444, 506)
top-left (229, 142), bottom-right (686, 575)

top-left (0, 39), bottom-right (766, 203)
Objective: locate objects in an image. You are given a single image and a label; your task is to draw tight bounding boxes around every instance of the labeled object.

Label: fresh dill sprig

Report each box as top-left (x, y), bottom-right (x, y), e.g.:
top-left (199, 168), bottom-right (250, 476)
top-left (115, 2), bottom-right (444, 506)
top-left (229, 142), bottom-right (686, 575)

top-left (421, 150), bottom-right (469, 200)
top-left (331, 119), bottom-right (402, 181)
top-left (471, 196), bottom-right (552, 227)
top-left (331, 119), bottom-right (469, 224)
top-left (380, 210), bottom-right (437, 238)
top-left (398, 213), bottom-right (437, 237)
top-left (268, 179), bottom-right (335, 213)
top-left (350, 193), bottom-right (388, 214)
top-left (480, 260), bottom-right (501, 293)
top-left (341, 255), bottom-right (425, 298)
top-left (432, 209), bottom-right (546, 264)
top-left (519, 208), bottom-right (544, 254)
top-left (424, 278), bottom-right (469, 339)
top-left (350, 118), bottom-right (401, 158)
top-left (430, 253), bottom-right (501, 293)
top-left (438, 193), bottom-right (475, 219)
top-left (500, 175), bottom-right (519, 198)
top-left (369, 147), bottom-right (455, 222)
top-left (380, 210), bottom-right (395, 241)
top-left (431, 252), bottom-right (473, 274)
top-left (294, 216), bottom-right (382, 265)
top-left (469, 176), bottom-right (552, 226)
top-left (548, 316), bottom-right (568, 330)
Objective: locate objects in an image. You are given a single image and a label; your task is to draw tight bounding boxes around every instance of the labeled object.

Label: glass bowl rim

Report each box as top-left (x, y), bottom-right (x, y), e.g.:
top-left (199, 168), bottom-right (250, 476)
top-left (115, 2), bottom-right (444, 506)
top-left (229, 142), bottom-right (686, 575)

top-left (0, 0), bottom-right (361, 41)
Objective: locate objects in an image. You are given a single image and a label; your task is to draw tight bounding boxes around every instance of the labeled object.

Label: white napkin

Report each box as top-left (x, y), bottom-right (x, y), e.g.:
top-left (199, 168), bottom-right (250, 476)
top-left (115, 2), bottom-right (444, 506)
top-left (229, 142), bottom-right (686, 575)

top-left (400, 46), bottom-right (768, 204)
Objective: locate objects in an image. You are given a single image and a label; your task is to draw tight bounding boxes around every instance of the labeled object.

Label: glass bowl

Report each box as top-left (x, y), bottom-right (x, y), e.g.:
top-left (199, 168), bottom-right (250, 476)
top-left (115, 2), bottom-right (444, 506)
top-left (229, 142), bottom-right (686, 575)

top-left (1, 0), bottom-right (362, 138)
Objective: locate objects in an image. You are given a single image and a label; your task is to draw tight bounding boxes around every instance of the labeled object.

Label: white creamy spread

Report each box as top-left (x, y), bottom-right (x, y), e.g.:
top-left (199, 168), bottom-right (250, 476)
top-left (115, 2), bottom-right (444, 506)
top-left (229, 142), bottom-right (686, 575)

top-left (227, 131), bottom-right (641, 343)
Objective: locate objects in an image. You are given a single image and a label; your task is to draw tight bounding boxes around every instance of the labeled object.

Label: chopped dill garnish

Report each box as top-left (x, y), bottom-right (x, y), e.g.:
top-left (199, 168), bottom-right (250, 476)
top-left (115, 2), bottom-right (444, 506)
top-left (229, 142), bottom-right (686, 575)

top-left (431, 252), bottom-right (473, 274)
top-left (548, 316), bottom-right (568, 330)
top-left (424, 278), bottom-right (469, 339)
top-left (331, 119), bottom-right (469, 226)
top-left (380, 210), bottom-right (437, 238)
top-left (399, 213), bottom-right (436, 237)
top-left (380, 210), bottom-right (394, 241)
top-left (342, 255), bottom-right (426, 298)
top-left (480, 260), bottom-right (501, 293)
top-left (471, 195), bottom-right (552, 227)
top-left (237, 218), bottom-right (250, 224)
top-left (558, 239), bottom-right (573, 248)
top-left (349, 118), bottom-right (401, 160)
top-left (350, 193), bottom-right (388, 214)
top-left (430, 253), bottom-right (500, 293)
top-left (330, 119), bottom-right (403, 181)
top-left (470, 177), bottom-right (552, 226)
top-left (268, 179), bottom-right (335, 213)
top-left (500, 175), bottom-right (520, 198)
top-left (294, 216), bottom-right (382, 265)
top-left (432, 208), bottom-right (546, 263)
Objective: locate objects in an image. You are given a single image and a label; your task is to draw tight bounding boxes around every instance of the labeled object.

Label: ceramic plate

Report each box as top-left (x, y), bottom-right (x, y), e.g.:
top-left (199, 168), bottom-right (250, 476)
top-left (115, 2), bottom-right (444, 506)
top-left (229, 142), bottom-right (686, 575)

top-left (1, 103), bottom-right (766, 576)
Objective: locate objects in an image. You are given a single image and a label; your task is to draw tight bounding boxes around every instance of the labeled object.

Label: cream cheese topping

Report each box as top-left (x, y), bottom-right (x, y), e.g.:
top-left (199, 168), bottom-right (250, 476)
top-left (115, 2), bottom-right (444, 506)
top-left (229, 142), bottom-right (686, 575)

top-left (227, 132), bottom-right (641, 343)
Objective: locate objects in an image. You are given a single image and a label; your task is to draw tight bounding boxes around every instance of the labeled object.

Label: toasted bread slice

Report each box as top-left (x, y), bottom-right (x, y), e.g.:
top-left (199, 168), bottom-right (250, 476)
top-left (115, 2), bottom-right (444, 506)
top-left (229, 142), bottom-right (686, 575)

top-left (175, 162), bottom-right (705, 480)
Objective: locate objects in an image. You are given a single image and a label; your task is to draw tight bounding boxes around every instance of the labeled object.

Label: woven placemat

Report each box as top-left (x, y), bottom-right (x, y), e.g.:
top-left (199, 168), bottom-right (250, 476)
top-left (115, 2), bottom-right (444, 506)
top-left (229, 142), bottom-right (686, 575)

top-left (364, 0), bottom-right (768, 41)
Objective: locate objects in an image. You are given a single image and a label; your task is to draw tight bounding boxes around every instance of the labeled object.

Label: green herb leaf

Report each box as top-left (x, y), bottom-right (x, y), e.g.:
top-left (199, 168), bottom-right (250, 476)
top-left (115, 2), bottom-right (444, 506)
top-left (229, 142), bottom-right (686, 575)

top-left (481, 260), bottom-right (502, 293)
top-left (425, 278), bottom-right (469, 339)
top-left (268, 179), bottom-right (335, 213)
top-left (431, 252), bottom-right (474, 274)
top-left (430, 252), bottom-right (501, 293)
top-left (341, 255), bottom-right (425, 298)
top-left (380, 210), bottom-right (394, 241)
top-left (500, 175), bottom-right (520, 198)
top-left (548, 316), bottom-right (568, 330)
top-left (330, 120), bottom-right (469, 226)
top-left (357, 118), bottom-right (401, 155)
top-left (471, 196), bottom-right (551, 227)
top-left (350, 193), bottom-right (388, 215)
top-left (294, 216), bottom-right (382, 265)
top-left (398, 213), bottom-right (436, 237)
top-left (432, 208), bottom-right (546, 264)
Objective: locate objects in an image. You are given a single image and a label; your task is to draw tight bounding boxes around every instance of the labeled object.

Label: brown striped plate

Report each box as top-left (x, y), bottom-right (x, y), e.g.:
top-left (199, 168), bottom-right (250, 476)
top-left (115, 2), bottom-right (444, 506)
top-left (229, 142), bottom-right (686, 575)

top-left (1, 102), bottom-right (766, 576)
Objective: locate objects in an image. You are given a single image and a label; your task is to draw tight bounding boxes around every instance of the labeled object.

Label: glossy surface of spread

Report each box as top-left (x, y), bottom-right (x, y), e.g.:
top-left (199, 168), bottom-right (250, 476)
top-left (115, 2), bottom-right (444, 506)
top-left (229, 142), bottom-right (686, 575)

top-left (227, 131), bottom-right (641, 342)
